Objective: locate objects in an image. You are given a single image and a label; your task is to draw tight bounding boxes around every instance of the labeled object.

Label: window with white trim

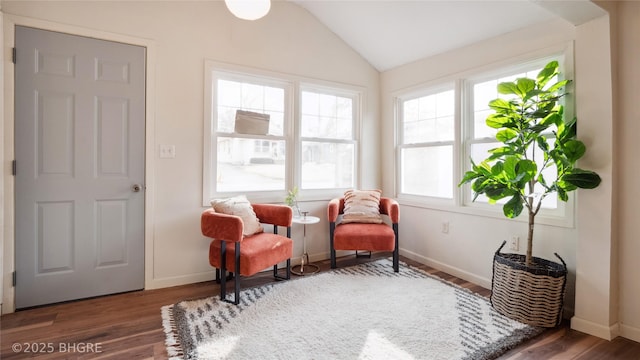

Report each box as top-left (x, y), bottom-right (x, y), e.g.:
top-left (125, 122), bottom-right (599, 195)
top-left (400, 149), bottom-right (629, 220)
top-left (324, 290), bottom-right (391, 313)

top-left (300, 87), bottom-right (357, 190)
top-left (465, 61), bottom-right (563, 213)
top-left (396, 54), bottom-right (570, 220)
top-left (203, 63), bottom-right (360, 203)
top-left (397, 86), bottom-right (455, 198)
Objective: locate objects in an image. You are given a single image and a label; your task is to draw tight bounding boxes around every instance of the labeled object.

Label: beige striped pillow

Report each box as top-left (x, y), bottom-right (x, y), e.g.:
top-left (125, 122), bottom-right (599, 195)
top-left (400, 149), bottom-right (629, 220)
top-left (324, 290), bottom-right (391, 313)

top-left (341, 189), bottom-right (383, 224)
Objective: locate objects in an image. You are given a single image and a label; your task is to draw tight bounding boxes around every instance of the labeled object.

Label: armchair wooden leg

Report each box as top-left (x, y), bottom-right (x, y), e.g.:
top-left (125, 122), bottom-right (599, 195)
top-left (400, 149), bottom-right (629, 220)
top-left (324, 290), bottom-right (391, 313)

top-left (330, 222), bottom-right (337, 269)
top-left (220, 242), bottom-right (227, 300)
top-left (273, 259), bottom-right (291, 281)
top-left (232, 242), bottom-right (240, 305)
top-left (393, 223), bottom-right (399, 273)
top-left (286, 258), bottom-right (291, 279)
top-left (220, 242), bottom-right (241, 305)
top-left (215, 269), bottom-right (234, 284)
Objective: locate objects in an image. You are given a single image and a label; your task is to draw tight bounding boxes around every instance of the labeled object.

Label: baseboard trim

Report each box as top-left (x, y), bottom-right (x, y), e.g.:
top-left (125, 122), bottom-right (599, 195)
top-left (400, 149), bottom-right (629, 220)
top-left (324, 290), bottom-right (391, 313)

top-left (145, 272), bottom-right (214, 290)
top-left (620, 323), bottom-right (640, 343)
top-left (399, 249), bottom-right (491, 289)
top-left (570, 316), bottom-right (619, 340)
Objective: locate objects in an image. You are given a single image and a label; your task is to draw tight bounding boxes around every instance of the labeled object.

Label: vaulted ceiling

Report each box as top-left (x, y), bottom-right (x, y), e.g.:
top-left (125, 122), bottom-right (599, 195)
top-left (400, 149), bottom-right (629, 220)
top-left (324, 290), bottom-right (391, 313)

top-left (291, 0), bottom-right (607, 71)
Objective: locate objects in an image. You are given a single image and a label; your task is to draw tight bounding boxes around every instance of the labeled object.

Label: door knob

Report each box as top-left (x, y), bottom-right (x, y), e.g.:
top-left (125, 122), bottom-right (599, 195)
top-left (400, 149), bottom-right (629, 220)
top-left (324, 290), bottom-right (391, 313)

top-left (132, 184), bottom-right (142, 192)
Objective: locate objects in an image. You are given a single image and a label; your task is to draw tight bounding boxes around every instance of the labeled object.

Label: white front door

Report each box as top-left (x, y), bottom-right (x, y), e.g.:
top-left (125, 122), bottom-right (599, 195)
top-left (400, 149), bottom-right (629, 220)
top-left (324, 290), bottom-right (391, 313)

top-left (14, 26), bottom-right (146, 308)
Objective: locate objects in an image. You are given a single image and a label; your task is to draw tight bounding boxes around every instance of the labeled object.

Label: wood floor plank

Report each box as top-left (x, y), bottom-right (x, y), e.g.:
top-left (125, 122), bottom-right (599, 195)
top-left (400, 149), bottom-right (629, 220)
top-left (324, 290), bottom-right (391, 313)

top-left (1, 254), bottom-right (639, 359)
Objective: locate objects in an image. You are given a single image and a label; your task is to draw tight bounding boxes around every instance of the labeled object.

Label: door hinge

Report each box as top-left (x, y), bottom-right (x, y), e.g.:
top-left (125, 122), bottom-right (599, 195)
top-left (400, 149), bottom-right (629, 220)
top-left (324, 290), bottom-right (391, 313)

top-left (12, 160), bottom-right (16, 176)
top-left (12, 47), bottom-right (16, 64)
top-left (12, 271), bottom-right (16, 287)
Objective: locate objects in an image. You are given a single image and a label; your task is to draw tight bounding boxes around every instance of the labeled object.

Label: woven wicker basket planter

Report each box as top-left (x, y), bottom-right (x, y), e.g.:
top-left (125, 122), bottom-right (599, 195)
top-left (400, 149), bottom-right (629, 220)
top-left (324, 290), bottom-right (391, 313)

top-left (490, 241), bottom-right (568, 328)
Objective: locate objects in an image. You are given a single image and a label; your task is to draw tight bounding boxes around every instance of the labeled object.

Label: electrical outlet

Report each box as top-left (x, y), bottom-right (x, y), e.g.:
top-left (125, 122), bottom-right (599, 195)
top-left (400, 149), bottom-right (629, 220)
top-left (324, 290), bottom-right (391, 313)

top-left (509, 236), bottom-right (519, 251)
top-left (441, 221), bottom-right (449, 234)
top-left (159, 145), bottom-right (176, 159)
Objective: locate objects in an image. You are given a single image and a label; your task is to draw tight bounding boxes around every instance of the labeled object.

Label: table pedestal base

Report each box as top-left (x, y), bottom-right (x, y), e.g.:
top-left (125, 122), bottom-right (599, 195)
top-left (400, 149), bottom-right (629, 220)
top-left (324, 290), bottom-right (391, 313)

top-left (291, 253), bottom-right (319, 276)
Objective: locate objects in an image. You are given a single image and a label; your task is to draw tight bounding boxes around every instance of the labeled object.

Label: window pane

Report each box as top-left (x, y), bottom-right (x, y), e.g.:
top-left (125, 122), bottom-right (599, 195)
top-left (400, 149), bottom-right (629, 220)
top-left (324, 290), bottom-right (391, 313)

top-left (472, 68), bottom-right (550, 139)
top-left (216, 79), bottom-right (285, 136)
top-left (401, 146), bottom-right (453, 198)
top-left (301, 141), bottom-right (354, 189)
top-left (301, 91), bottom-right (353, 139)
top-left (402, 90), bottom-right (454, 144)
top-left (473, 80), bottom-right (498, 139)
top-left (216, 137), bottom-right (285, 192)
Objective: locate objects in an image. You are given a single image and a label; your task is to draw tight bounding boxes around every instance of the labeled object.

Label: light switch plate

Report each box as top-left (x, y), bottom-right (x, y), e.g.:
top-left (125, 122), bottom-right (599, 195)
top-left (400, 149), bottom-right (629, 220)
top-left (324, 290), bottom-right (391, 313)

top-left (159, 145), bottom-right (176, 159)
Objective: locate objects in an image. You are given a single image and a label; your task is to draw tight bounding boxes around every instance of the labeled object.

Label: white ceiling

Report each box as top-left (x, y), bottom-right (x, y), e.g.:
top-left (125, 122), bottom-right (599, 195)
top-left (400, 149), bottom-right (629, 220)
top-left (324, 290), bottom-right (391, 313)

top-left (291, 0), bottom-right (606, 72)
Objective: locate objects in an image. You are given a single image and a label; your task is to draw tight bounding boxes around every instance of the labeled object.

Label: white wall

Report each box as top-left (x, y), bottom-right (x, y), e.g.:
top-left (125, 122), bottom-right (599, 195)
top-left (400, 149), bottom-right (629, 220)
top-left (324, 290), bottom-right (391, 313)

top-left (571, 13), bottom-right (617, 340)
top-left (0, 0), bottom-right (380, 312)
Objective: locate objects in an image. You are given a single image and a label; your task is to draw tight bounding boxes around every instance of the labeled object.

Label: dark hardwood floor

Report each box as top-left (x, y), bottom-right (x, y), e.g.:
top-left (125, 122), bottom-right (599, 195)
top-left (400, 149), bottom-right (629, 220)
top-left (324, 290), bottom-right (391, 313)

top-left (1, 254), bottom-right (639, 359)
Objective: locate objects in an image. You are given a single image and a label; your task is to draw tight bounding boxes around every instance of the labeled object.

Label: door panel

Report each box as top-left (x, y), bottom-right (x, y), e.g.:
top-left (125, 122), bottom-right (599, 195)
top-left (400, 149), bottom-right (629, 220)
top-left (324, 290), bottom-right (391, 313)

top-left (15, 26), bottom-right (146, 308)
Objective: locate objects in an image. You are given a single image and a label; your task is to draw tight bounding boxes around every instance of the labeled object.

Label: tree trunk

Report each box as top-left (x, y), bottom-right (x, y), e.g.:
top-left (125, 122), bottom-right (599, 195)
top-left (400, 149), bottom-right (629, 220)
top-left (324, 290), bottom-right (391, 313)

top-left (527, 209), bottom-right (535, 266)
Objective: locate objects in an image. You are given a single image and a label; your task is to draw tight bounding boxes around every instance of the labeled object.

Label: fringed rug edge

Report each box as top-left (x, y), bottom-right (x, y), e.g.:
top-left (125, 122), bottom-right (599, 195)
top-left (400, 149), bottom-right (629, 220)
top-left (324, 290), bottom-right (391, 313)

top-left (161, 304), bottom-right (184, 360)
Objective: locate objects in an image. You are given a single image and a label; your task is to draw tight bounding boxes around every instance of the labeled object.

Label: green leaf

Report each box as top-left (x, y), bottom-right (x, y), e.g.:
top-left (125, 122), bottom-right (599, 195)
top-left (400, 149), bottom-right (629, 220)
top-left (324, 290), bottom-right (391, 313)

top-left (523, 89), bottom-right (545, 103)
top-left (485, 184), bottom-right (508, 199)
top-left (459, 170), bottom-right (481, 186)
top-left (540, 112), bottom-right (562, 127)
top-left (491, 161), bottom-right (504, 177)
top-left (487, 146), bottom-right (516, 160)
top-left (546, 79), bottom-right (571, 94)
top-left (503, 194), bottom-right (524, 218)
top-left (496, 128), bottom-right (518, 143)
top-left (516, 78), bottom-right (535, 97)
top-left (562, 139), bottom-right (586, 162)
top-left (537, 61), bottom-right (559, 87)
top-left (488, 98), bottom-right (516, 113)
top-left (557, 187), bottom-right (569, 202)
top-left (485, 113), bottom-right (512, 129)
top-left (516, 159), bottom-right (537, 185)
top-left (536, 136), bottom-right (550, 152)
top-left (557, 117), bottom-right (577, 142)
top-left (502, 156), bottom-right (519, 180)
top-left (562, 169), bottom-right (602, 189)
top-left (497, 82), bottom-right (519, 96)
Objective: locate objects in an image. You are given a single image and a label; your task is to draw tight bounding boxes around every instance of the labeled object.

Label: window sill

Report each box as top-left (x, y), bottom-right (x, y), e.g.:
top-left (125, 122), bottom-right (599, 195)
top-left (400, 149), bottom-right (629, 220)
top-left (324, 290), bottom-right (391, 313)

top-left (396, 196), bottom-right (575, 229)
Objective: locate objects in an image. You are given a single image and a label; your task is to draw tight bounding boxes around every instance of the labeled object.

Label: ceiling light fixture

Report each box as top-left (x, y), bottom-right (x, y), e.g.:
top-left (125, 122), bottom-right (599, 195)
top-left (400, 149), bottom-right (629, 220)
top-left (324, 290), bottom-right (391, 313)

top-left (225, 0), bottom-right (271, 21)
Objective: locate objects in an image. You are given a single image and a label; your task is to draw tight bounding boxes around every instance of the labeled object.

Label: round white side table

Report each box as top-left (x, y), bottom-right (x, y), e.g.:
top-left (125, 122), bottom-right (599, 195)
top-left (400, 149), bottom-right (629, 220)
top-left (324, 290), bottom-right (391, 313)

top-left (291, 214), bottom-right (320, 276)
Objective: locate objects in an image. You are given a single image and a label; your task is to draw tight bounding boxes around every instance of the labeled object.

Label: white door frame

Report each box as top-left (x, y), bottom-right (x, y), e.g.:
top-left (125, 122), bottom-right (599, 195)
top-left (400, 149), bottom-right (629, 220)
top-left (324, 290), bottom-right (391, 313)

top-left (1, 14), bottom-right (157, 313)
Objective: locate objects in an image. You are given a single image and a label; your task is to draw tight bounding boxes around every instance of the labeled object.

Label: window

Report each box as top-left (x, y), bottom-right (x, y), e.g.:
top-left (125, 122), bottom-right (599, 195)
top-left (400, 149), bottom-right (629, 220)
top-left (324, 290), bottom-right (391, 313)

top-left (212, 73), bottom-right (289, 193)
top-left (397, 87), bottom-right (455, 198)
top-left (203, 62), bottom-right (360, 204)
top-left (466, 63), bottom-right (560, 211)
top-left (396, 54), bottom-right (571, 221)
top-left (300, 88), bottom-right (357, 190)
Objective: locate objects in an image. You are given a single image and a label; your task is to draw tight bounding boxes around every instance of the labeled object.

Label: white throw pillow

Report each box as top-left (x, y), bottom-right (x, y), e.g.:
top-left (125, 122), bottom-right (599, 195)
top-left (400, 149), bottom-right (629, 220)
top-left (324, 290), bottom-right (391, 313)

top-left (341, 189), bottom-right (383, 224)
top-left (210, 195), bottom-right (263, 236)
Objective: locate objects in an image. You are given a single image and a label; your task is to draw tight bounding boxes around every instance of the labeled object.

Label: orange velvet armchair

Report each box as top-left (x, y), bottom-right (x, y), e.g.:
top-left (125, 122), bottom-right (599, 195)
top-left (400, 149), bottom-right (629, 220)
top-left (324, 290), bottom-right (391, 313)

top-left (201, 204), bottom-right (293, 305)
top-left (328, 197), bottom-right (399, 272)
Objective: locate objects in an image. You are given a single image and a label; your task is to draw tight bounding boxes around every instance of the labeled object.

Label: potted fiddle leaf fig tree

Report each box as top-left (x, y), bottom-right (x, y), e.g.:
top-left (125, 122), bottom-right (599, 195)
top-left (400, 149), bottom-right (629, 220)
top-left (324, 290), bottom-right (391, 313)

top-left (458, 60), bottom-right (601, 327)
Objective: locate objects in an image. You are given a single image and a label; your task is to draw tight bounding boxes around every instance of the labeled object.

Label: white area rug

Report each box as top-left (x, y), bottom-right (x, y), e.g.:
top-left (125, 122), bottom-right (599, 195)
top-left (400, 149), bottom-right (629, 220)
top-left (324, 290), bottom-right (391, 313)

top-left (161, 259), bottom-right (543, 360)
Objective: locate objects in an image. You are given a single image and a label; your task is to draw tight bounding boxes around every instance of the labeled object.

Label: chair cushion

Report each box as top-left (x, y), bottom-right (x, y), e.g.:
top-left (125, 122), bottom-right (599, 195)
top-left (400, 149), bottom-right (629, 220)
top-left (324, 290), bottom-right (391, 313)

top-left (209, 233), bottom-right (293, 276)
top-left (210, 195), bottom-right (263, 236)
top-left (334, 223), bottom-right (395, 251)
top-left (342, 189), bottom-right (383, 224)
